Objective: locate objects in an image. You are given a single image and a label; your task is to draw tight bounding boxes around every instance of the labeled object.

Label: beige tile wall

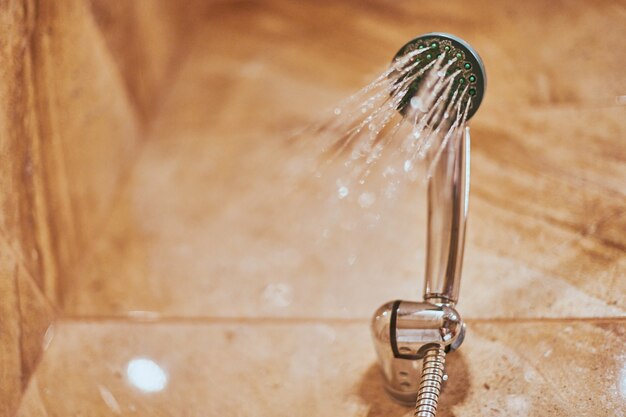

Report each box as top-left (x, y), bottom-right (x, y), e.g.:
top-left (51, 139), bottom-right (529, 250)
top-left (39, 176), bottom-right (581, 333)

top-left (0, 0), bottom-right (196, 413)
top-left (0, 2), bottom-right (55, 414)
top-left (0, 0), bottom-right (624, 416)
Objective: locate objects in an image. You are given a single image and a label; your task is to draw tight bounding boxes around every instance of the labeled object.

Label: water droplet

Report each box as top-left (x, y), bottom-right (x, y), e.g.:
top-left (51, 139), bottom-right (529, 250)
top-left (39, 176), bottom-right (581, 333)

top-left (385, 181), bottom-right (398, 199)
top-left (412, 130), bottom-right (421, 139)
top-left (338, 186), bottom-right (349, 199)
top-left (367, 143), bottom-right (383, 161)
top-left (382, 166), bottom-right (396, 178)
top-left (403, 160), bottom-right (413, 172)
top-left (437, 70), bottom-right (445, 77)
top-left (358, 192), bottom-right (376, 208)
top-left (368, 123), bottom-right (376, 131)
top-left (410, 96), bottom-right (424, 111)
top-left (333, 108), bottom-right (342, 115)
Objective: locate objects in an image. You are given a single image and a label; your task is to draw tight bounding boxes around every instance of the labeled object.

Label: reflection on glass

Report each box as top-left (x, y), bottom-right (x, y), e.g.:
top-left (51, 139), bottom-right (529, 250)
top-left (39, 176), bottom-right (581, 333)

top-left (126, 357), bottom-right (168, 393)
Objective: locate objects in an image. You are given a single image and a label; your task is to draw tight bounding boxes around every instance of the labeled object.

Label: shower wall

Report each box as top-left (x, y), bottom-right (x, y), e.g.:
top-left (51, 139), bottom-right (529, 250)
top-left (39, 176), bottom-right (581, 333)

top-left (0, 0), bottom-right (203, 414)
top-left (1, 0), bottom-right (624, 416)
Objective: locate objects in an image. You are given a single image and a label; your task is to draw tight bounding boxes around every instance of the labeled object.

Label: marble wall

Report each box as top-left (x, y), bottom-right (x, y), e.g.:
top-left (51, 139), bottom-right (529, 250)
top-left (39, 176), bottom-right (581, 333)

top-left (1, 0), bottom-right (624, 416)
top-left (0, 0), bottom-right (202, 414)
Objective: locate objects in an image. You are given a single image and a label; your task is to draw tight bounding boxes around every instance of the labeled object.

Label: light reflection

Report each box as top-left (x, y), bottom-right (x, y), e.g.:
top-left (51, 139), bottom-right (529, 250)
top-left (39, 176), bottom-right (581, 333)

top-left (126, 358), bottom-right (168, 393)
top-left (126, 311), bottom-right (161, 321)
top-left (262, 283), bottom-right (293, 307)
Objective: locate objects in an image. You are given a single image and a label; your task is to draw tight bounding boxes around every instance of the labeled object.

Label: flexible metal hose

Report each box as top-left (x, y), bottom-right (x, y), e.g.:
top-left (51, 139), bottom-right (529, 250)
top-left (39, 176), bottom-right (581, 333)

top-left (414, 345), bottom-right (446, 417)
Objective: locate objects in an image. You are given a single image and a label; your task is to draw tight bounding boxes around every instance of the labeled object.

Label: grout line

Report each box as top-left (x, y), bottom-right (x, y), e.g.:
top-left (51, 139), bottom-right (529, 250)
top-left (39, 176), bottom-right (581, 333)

top-left (58, 314), bottom-right (626, 326)
top-left (60, 315), bottom-right (371, 326)
top-left (465, 316), bottom-right (626, 324)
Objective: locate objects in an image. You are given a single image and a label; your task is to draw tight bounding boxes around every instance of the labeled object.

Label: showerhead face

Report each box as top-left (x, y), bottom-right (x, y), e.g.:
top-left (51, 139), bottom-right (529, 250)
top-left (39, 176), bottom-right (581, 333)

top-left (393, 32), bottom-right (486, 120)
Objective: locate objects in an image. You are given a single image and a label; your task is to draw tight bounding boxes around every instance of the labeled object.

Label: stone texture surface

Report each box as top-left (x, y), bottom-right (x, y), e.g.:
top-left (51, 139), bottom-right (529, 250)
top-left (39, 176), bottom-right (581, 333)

top-left (0, 0), bottom-right (624, 416)
top-left (0, 239), bottom-right (54, 417)
top-left (30, 0), bottom-right (141, 301)
top-left (0, 1), bottom-right (56, 415)
top-left (16, 319), bottom-right (626, 417)
top-left (58, 0), bottom-right (625, 319)
top-left (87, 0), bottom-right (213, 122)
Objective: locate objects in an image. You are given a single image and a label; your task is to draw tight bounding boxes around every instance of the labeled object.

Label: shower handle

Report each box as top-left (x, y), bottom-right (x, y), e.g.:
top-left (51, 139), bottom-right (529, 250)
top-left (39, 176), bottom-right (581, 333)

top-left (425, 126), bottom-right (470, 305)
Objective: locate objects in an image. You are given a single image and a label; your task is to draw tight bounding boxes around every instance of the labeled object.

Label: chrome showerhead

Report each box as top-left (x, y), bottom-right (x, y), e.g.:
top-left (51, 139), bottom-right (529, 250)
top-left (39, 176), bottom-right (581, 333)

top-left (393, 32), bottom-right (486, 120)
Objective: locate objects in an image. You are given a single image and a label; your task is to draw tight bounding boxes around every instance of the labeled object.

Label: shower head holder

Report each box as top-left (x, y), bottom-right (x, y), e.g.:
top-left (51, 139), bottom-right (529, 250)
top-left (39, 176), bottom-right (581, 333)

top-left (371, 301), bottom-right (465, 404)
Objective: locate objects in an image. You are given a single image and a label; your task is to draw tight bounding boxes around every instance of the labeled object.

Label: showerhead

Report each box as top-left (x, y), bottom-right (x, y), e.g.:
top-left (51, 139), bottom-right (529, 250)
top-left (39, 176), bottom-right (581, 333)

top-left (392, 32), bottom-right (486, 120)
